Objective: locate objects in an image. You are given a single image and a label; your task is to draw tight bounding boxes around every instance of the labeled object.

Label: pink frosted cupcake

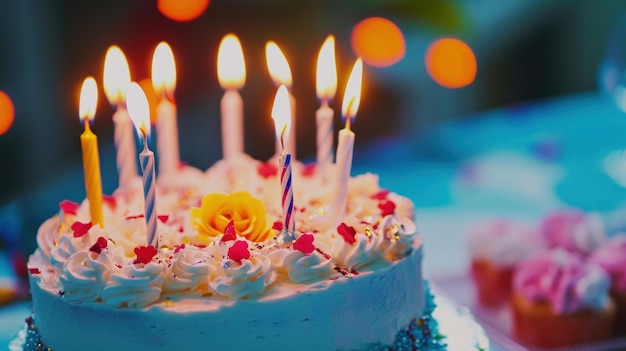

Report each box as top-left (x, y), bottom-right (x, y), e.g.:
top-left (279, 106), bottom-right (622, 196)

top-left (590, 235), bottom-right (626, 335)
top-left (512, 249), bottom-right (615, 348)
top-left (468, 220), bottom-right (544, 306)
top-left (541, 210), bottom-right (606, 256)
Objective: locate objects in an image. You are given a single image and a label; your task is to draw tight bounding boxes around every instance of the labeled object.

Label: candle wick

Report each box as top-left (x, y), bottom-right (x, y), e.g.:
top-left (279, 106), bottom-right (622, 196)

top-left (83, 117), bottom-right (92, 132)
top-left (344, 97), bottom-right (355, 131)
top-left (141, 129), bottom-right (149, 151)
top-left (280, 124), bottom-right (287, 150)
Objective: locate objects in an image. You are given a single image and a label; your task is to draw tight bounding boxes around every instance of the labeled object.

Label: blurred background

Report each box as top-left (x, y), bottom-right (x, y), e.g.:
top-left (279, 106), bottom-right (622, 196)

top-left (1, 1), bottom-right (626, 258)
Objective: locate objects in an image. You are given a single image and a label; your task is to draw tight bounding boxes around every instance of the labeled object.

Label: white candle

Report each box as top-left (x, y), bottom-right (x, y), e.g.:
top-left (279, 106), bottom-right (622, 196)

top-left (103, 45), bottom-right (137, 189)
top-left (217, 34), bottom-right (246, 161)
top-left (266, 41), bottom-right (296, 158)
top-left (152, 42), bottom-right (179, 179)
top-left (155, 99), bottom-right (179, 178)
top-left (315, 35), bottom-right (337, 179)
top-left (333, 58), bottom-right (363, 226)
top-left (113, 108), bottom-right (137, 188)
top-left (316, 103), bottom-right (333, 178)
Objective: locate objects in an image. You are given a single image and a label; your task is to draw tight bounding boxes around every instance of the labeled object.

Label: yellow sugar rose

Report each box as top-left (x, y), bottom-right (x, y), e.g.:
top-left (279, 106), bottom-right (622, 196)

top-left (190, 191), bottom-right (272, 243)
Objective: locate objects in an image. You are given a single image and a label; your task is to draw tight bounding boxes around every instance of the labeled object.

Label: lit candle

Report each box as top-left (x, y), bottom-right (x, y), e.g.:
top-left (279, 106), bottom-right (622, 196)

top-left (315, 35), bottom-right (337, 180)
top-left (217, 34), bottom-right (246, 161)
top-left (126, 82), bottom-right (158, 248)
top-left (333, 58), bottom-right (363, 226)
top-left (78, 77), bottom-right (104, 227)
top-left (103, 45), bottom-right (137, 189)
top-left (266, 41), bottom-right (296, 158)
top-left (272, 85), bottom-right (295, 234)
top-left (152, 42), bottom-right (179, 180)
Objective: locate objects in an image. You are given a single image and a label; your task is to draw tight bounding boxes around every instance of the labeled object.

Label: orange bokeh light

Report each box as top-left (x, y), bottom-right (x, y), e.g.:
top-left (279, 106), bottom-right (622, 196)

top-left (138, 79), bottom-right (159, 124)
top-left (351, 17), bottom-right (405, 68)
top-left (425, 38), bottom-right (477, 89)
top-left (0, 91), bottom-right (15, 136)
top-left (157, 0), bottom-right (210, 22)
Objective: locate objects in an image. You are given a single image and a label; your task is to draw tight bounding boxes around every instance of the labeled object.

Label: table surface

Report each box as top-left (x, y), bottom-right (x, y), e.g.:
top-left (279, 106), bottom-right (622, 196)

top-left (2, 92), bottom-right (625, 349)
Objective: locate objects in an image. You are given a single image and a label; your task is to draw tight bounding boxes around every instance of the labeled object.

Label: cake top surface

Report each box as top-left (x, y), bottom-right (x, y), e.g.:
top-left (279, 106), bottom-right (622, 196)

top-left (29, 155), bottom-right (420, 308)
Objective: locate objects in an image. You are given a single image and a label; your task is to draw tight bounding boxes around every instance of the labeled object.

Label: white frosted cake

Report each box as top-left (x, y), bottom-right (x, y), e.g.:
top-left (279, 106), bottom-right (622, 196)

top-left (25, 155), bottom-right (431, 350)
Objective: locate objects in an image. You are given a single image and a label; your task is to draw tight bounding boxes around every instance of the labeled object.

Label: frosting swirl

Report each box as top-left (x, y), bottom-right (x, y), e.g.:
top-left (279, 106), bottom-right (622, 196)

top-left (60, 249), bottom-right (118, 304)
top-left (468, 220), bottom-right (544, 266)
top-left (267, 246), bottom-right (334, 283)
top-left (209, 251), bottom-right (275, 299)
top-left (163, 245), bottom-right (214, 294)
top-left (590, 235), bottom-right (626, 292)
top-left (101, 260), bottom-right (166, 308)
top-left (513, 249), bottom-right (611, 314)
top-left (541, 210), bottom-right (606, 255)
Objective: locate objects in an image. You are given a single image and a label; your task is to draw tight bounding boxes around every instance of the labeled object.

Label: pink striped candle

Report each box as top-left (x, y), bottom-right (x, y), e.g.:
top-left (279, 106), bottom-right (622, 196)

top-left (272, 85), bottom-right (295, 233)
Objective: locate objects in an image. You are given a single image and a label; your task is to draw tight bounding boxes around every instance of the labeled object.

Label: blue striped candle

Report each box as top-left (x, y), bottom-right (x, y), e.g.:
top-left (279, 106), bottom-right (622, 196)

top-left (140, 136), bottom-right (157, 248)
top-left (126, 82), bottom-right (158, 249)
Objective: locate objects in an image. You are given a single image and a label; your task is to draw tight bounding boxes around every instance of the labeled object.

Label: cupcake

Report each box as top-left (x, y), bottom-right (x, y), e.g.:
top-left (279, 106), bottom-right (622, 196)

top-left (468, 220), bottom-right (544, 306)
top-left (590, 235), bottom-right (626, 335)
top-left (512, 249), bottom-right (615, 348)
top-left (541, 210), bottom-right (606, 256)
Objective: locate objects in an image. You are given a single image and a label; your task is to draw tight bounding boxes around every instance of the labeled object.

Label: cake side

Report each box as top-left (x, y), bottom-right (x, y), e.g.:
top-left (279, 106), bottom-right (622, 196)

top-left (30, 244), bottom-right (423, 351)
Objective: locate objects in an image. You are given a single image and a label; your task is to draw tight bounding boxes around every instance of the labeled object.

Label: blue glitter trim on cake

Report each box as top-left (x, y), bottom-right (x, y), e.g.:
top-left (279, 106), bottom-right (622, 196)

top-left (367, 280), bottom-right (447, 351)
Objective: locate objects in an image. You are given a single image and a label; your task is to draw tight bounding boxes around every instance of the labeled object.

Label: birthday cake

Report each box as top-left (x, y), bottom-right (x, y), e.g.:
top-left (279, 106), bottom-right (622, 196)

top-left (24, 155), bottom-right (436, 351)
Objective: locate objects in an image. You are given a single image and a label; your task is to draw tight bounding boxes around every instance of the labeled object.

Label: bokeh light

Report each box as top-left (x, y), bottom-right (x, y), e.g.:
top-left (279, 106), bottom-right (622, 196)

top-left (0, 91), bottom-right (15, 136)
top-left (157, 0), bottom-right (210, 22)
top-left (138, 79), bottom-right (159, 124)
top-left (425, 37), bottom-right (477, 89)
top-left (351, 17), bottom-right (405, 68)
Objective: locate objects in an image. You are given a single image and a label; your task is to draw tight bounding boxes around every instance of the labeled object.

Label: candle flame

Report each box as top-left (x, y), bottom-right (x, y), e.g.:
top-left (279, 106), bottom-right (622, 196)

top-left (103, 45), bottom-right (131, 106)
top-left (217, 34), bottom-right (246, 90)
top-left (79, 77), bottom-right (98, 122)
top-left (316, 35), bottom-right (337, 100)
top-left (126, 82), bottom-right (151, 137)
top-left (151, 42), bottom-right (177, 98)
top-left (271, 85), bottom-right (291, 144)
top-left (265, 41), bottom-right (292, 88)
top-left (341, 58), bottom-right (363, 120)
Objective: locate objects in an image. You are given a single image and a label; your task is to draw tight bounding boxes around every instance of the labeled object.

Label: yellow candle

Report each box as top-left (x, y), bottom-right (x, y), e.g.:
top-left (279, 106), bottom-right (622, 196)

top-left (79, 77), bottom-right (104, 227)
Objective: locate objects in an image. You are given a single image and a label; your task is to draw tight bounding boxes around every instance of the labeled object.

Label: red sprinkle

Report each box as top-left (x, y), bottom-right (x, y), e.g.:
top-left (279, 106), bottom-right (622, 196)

top-left (174, 243), bottom-right (185, 254)
top-left (158, 215), bottom-right (169, 223)
top-left (337, 223), bottom-right (357, 245)
top-left (227, 240), bottom-right (250, 263)
top-left (28, 268), bottom-right (41, 275)
top-left (59, 200), bottom-right (79, 215)
top-left (301, 163), bottom-right (316, 177)
top-left (134, 245), bottom-right (158, 264)
top-left (371, 189), bottom-right (390, 200)
top-left (257, 162), bottom-right (278, 178)
top-left (102, 195), bottom-right (117, 209)
top-left (293, 233), bottom-right (315, 255)
top-left (378, 200), bottom-right (396, 217)
top-left (71, 221), bottom-right (93, 238)
top-left (221, 220), bottom-right (237, 242)
top-left (272, 220), bottom-right (284, 231)
top-left (89, 237), bottom-right (108, 254)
